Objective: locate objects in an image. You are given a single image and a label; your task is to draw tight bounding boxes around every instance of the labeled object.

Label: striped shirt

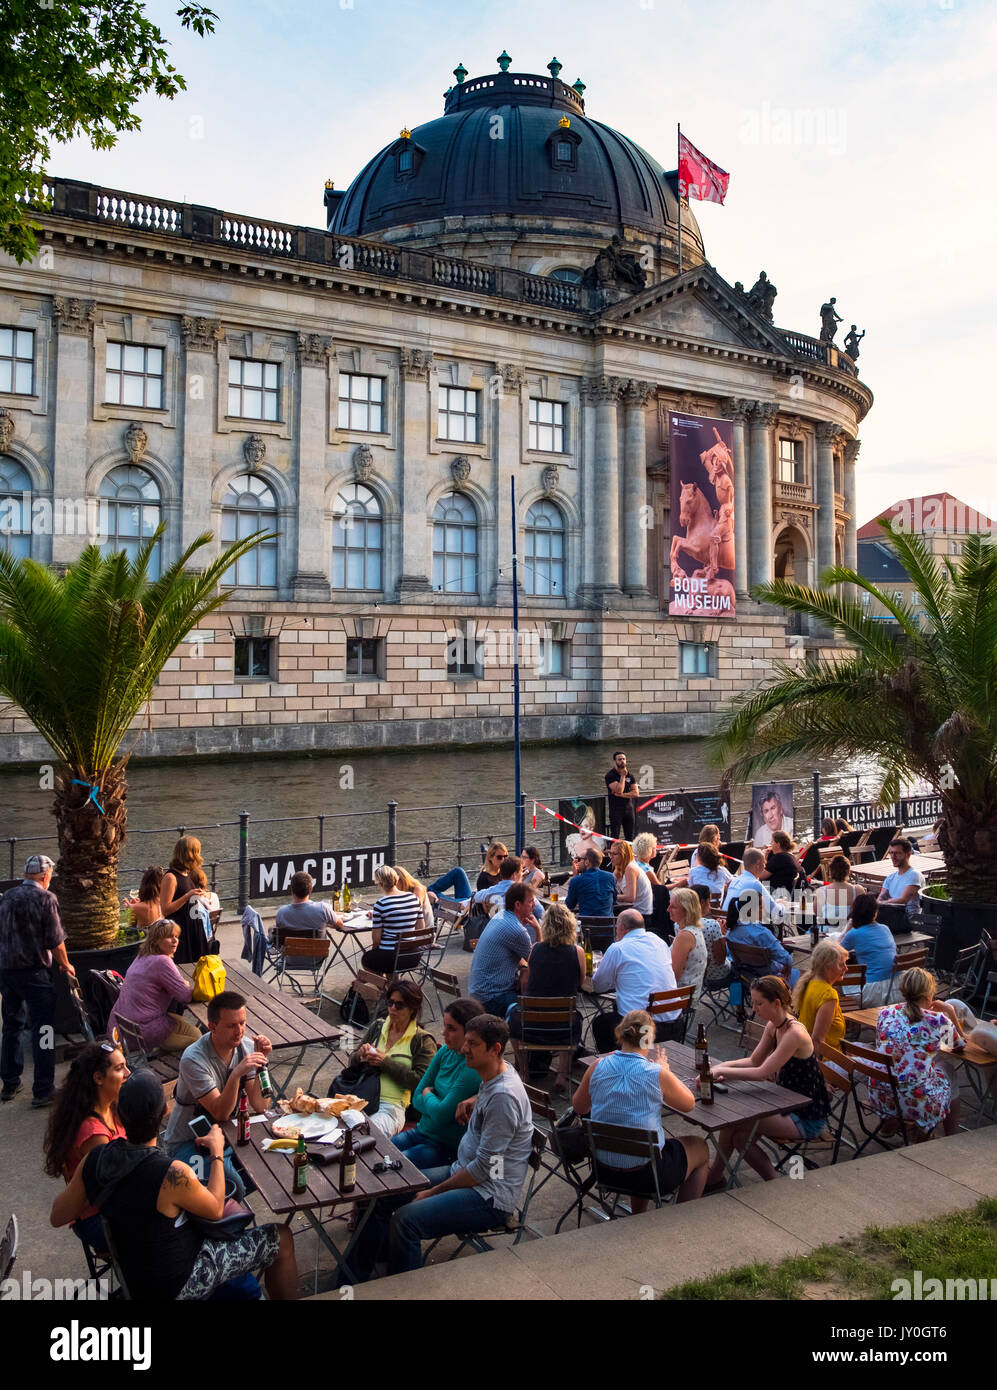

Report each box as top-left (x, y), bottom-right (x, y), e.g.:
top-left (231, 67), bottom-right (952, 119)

top-left (589, 1050), bottom-right (665, 1169)
top-left (372, 891), bottom-right (421, 950)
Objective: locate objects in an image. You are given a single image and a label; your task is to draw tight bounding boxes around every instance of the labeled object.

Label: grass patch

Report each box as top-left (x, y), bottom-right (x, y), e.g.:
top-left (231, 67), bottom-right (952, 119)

top-left (661, 1198), bottom-right (997, 1300)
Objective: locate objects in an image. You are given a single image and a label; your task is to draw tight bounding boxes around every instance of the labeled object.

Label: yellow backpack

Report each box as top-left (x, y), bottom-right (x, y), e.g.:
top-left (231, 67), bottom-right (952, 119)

top-left (191, 954), bottom-right (227, 1002)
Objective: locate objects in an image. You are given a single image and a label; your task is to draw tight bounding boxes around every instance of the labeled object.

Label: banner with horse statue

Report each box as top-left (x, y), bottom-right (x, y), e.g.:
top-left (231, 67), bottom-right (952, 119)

top-left (668, 412), bottom-right (736, 617)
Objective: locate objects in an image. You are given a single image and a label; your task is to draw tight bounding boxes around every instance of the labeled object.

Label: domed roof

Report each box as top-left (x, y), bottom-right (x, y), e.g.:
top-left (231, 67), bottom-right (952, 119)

top-left (330, 65), bottom-right (702, 257)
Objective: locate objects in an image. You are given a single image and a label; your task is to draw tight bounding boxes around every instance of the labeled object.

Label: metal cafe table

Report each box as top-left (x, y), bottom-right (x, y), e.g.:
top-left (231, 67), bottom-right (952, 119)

top-left (179, 959), bottom-right (345, 1095)
top-left (655, 1039), bottom-right (810, 1188)
top-left (223, 1115), bottom-right (429, 1288)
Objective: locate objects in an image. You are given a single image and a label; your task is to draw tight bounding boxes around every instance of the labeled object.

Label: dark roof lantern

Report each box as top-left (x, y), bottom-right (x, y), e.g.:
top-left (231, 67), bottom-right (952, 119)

top-left (547, 122), bottom-right (582, 170)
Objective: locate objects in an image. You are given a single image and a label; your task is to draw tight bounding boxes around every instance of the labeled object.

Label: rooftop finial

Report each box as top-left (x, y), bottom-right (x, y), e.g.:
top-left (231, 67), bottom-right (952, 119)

top-left (324, 178), bottom-right (334, 189)
top-left (558, 116), bottom-right (570, 129)
top-left (572, 78), bottom-right (586, 96)
top-left (399, 127), bottom-right (411, 140)
top-left (547, 57), bottom-right (562, 80)
top-left (453, 61), bottom-right (467, 84)
top-left (496, 50), bottom-right (512, 72)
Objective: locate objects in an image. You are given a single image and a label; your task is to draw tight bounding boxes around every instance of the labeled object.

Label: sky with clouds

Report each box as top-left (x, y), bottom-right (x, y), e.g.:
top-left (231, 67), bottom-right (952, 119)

top-left (51, 0), bottom-right (997, 526)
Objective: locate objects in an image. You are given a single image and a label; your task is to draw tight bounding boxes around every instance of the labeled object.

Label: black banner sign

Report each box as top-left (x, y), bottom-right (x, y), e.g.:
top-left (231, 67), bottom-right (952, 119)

top-left (635, 789), bottom-right (731, 847)
top-left (820, 801), bottom-right (897, 829)
top-left (900, 795), bottom-right (944, 827)
top-left (249, 847), bottom-right (388, 900)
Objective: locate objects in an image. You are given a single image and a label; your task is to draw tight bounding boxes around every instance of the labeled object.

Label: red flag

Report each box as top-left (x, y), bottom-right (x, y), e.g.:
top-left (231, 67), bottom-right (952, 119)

top-left (678, 132), bottom-right (730, 205)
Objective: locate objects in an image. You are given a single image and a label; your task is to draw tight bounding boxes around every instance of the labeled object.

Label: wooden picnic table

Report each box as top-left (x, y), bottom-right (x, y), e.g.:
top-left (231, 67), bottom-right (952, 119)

top-left (222, 1113), bottom-right (429, 1286)
top-left (850, 854), bottom-right (945, 888)
top-left (179, 959), bottom-right (344, 1095)
top-left (656, 1038), bottom-right (810, 1187)
top-left (782, 928), bottom-right (933, 957)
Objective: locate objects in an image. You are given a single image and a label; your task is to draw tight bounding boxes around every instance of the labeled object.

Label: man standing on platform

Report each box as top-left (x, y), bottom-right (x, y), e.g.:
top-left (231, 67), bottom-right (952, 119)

top-left (605, 750), bottom-right (640, 842)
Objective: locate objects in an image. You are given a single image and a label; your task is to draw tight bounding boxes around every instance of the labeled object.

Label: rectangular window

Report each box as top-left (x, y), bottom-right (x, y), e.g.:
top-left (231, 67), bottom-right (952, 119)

top-left (679, 641), bottom-right (715, 677)
top-left (446, 621), bottom-right (479, 678)
top-left (228, 358), bottom-right (280, 421)
top-left (540, 640), bottom-right (569, 676)
top-left (234, 636), bottom-right (274, 679)
top-left (345, 637), bottom-right (382, 678)
top-left (0, 327), bottom-right (34, 395)
top-left (438, 386), bottom-right (479, 443)
top-left (529, 398), bottom-right (566, 452)
top-left (778, 437), bottom-right (802, 484)
top-left (338, 373), bottom-right (384, 432)
top-left (105, 342), bottom-right (164, 408)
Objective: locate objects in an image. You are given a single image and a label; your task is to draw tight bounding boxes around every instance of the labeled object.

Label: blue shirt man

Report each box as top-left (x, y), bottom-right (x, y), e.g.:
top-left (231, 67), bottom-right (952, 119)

top-left (565, 850), bottom-right (618, 917)
top-left (468, 884), bottom-right (537, 1019)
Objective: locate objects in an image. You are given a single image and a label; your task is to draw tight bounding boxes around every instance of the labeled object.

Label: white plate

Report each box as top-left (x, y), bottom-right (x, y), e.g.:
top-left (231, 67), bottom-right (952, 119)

top-left (271, 1113), bottom-right (341, 1139)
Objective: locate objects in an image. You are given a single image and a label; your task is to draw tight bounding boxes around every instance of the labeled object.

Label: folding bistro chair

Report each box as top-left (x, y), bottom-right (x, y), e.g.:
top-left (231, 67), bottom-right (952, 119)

top-left (646, 985), bottom-right (695, 1044)
top-left (883, 945), bottom-right (930, 1004)
top-left (242, 905), bottom-right (284, 984)
top-left (513, 996), bottom-right (579, 1085)
top-left (428, 901), bottom-right (463, 964)
top-left (388, 927), bottom-right (436, 990)
top-left (837, 962), bottom-right (866, 1011)
top-left (522, 1085), bottom-right (596, 1233)
top-left (427, 968), bottom-right (460, 1024)
top-left (839, 1037), bottom-right (911, 1155)
top-left (583, 1119), bottom-right (675, 1217)
top-left (578, 916), bottom-right (616, 952)
top-left (275, 935), bottom-right (331, 1001)
top-left (111, 1013), bottom-right (181, 1086)
top-left (425, 1129), bottom-right (548, 1259)
top-left (726, 941), bottom-right (772, 1035)
top-left (935, 942), bottom-right (988, 1003)
top-left (0, 1214), bottom-right (18, 1283)
top-left (767, 1050), bottom-right (855, 1173)
top-left (848, 827), bottom-right (875, 862)
top-left (979, 971), bottom-right (997, 1020)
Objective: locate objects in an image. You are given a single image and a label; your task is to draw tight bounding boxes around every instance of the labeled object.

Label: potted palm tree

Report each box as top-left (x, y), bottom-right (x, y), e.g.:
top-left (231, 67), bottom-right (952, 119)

top-left (0, 525), bottom-right (268, 1000)
top-left (711, 522), bottom-right (997, 967)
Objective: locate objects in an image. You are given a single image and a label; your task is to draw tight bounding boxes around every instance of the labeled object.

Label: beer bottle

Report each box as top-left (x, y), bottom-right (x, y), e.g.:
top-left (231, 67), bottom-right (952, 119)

top-left (584, 930), bottom-right (594, 978)
top-left (694, 1023), bottom-right (708, 1075)
top-left (236, 1084), bottom-right (250, 1147)
top-left (292, 1132), bottom-right (309, 1194)
top-left (257, 1058), bottom-right (272, 1101)
top-left (700, 1058), bottom-right (715, 1105)
top-left (333, 887), bottom-right (341, 912)
top-left (342, 883), bottom-right (352, 911)
top-left (810, 921), bottom-right (820, 949)
top-left (339, 1126), bottom-right (357, 1195)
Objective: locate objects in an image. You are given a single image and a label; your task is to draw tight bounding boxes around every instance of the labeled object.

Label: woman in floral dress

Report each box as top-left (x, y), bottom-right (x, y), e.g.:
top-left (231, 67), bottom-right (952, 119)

top-left (872, 968), bottom-right (963, 1138)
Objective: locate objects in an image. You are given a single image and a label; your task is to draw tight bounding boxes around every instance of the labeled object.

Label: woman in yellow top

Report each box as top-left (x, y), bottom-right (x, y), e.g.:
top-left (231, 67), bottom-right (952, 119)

top-left (347, 978), bottom-right (437, 1137)
top-left (792, 940), bottom-right (849, 1051)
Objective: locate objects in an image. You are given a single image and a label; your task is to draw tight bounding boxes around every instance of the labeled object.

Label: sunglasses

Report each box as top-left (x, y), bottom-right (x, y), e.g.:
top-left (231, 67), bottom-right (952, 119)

top-left (386, 998), bottom-right (408, 1009)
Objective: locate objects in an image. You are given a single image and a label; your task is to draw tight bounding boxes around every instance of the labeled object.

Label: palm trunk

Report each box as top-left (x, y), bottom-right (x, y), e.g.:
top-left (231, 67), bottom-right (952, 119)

top-left (51, 764), bottom-right (128, 950)
top-left (938, 795), bottom-right (997, 905)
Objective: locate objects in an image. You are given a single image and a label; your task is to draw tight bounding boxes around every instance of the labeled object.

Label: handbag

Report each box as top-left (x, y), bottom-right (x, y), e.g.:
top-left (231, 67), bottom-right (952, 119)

top-left (328, 1063), bottom-right (381, 1115)
top-left (191, 1197), bottom-right (255, 1242)
top-left (191, 955), bottom-right (226, 1002)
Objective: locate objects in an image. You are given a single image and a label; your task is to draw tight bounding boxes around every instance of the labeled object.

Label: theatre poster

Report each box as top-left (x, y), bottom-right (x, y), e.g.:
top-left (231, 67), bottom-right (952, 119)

top-left (668, 412), bottom-right (736, 618)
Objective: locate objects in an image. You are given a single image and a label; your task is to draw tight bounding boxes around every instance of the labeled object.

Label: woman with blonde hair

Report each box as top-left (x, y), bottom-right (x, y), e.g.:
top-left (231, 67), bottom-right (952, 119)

top-left (631, 832), bottom-right (661, 886)
top-left (476, 841), bottom-right (509, 890)
top-left (393, 865), bottom-right (435, 935)
top-left (161, 835), bottom-right (212, 964)
top-left (572, 1009), bottom-right (710, 1206)
top-left (871, 968), bottom-right (962, 1138)
top-left (666, 888), bottom-right (709, 1003)
top-left (109, 919), bottom-right (199, 1051)
top-left (509, 902), bottom-right (586, 1092)
top-left (792, 939), bottom-right (849, 1051)
top-left (610, 838), bottom-right (653, 915)
top-left (361, 864), bottom-right (423, 975)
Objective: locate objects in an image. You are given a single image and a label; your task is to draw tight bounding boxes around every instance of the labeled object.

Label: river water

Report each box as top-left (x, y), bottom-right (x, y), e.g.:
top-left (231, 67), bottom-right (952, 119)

top-left (0, 738), bottom-right (885, 900)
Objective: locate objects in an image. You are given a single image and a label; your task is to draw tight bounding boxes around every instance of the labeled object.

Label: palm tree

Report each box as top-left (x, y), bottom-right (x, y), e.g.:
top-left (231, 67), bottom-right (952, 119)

top-left (0, 526), bottom-right (270, 949)
top-left (711, 522), bottom-right (997, 905)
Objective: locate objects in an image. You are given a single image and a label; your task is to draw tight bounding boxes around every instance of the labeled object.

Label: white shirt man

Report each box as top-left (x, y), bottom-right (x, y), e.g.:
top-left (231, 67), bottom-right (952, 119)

top-left (591, 910), bottom-right (677, 1050)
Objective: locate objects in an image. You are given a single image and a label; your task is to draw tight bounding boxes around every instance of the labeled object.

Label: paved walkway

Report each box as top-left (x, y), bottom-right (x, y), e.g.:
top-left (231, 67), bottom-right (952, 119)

top-left (312, 1127), bottom-right (997, 1301)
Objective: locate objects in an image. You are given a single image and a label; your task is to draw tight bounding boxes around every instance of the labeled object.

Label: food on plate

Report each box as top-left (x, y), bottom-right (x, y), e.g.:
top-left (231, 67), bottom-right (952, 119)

top-left (277, 1088), bottom-right (368, 1118)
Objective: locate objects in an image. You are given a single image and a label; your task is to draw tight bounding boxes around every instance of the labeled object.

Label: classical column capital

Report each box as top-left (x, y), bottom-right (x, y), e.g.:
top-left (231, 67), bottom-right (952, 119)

top-left (399, 347), bottom-right (433, 379)
top-left (843, 438), bottom-right (861, 466)
top-left (52, 297), bottom-right (96, 338)
top-left (721, 397), bottom-right (754, 425)
top-left (180, 315), bottom-right (225, 351)
top-left (622, 378), bottom-right (655, 409)
top-left (815, 419), bottom-right (841, 446)
top-left (499, 363), bottom-right (525, 391)
top-left (583, 374), bottom-right (624, 403)
top-left (751, 401), bottom-right (779, 426)
top-left (296, 332), bottom-right (331, 366)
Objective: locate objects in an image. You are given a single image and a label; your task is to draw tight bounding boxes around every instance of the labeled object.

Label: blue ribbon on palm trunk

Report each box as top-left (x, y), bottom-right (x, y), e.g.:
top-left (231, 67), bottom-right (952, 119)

top-left (71, 779), bottom-right (106, 816)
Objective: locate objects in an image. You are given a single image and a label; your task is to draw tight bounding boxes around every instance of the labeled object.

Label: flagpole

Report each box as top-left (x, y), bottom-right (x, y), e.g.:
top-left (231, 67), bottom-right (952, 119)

top-left (676, 121), bottom-right (682, 276)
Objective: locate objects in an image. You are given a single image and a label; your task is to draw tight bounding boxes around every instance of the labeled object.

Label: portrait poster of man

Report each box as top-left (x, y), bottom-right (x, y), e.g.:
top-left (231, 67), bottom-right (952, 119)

top-left (750, 782), bottom-right (795, 849)
top-left (558, 796), bottom-right (607, 865)
top-left (668, 412), bottom-right (736, 618)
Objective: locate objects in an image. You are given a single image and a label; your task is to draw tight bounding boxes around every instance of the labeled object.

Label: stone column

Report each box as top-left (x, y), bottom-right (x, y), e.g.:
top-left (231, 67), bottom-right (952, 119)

top-left (587, 375), bottom-right (623, 599)
top-left (748, 401), bottom-right (777, 589)
top-left (843, 438), bottom-right (860, 573)
top-left (291, 333), bottom-right (332, 600)
top-left (578, 381), bottom-right (598, 592)
top-left (397, 348), bottom-right (434, 599)
top-left (179, 316), bottom-right (225, 560)
top-left (815, 421), bottom-right (839, 582)
top-left (494, 363), bottom-right (524, 606)
top-left (50, 298), bottom-right (95, 567)
top-left (622, 379), bottom-right (654, 595)
top-left (723, 397), bottom-right (752, 596)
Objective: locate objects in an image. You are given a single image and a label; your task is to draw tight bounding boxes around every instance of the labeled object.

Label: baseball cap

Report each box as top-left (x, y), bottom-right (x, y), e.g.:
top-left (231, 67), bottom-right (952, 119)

top-left (24, 854), bottom-right (55, 875)
top-left (117, 1070), bottom-right (166, 1135)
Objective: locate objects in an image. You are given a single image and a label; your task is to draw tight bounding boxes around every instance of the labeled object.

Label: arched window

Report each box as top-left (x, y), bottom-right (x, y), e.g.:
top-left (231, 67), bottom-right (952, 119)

top-left (221, 473), bottom-right (279, 587)
top-left (524, 500), bottom-right (565, 596)
top-left (332, 483), bottom-right (382, 590)
top-left (549, 267), bottom-right (582, 283)
top-left (0, 457), bottom-right (32, 559)
top-left (98, 465), bottom-right (162, 577)
top-left (432, 492), bottom-right (477, 595)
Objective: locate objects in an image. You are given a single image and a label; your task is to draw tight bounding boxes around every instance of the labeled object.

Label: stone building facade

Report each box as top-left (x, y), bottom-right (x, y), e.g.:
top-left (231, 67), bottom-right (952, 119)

top-left (0, 61), bottom-right (872, 763)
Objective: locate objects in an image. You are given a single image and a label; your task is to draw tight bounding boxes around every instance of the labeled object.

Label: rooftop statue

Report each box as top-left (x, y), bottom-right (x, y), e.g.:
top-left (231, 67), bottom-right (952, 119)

top-left (819, 296), bottom-right (843, 344)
